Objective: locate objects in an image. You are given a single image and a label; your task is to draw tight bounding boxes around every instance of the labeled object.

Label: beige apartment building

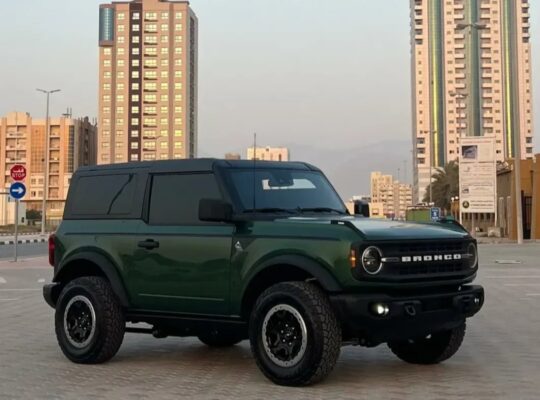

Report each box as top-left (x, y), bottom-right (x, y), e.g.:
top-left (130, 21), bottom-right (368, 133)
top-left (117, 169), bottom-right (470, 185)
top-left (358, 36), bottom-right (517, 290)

top-left (370, 172), bottom-right (413, 219)
top-left (247, 147), bottom-right (290, 162)
top-left (98, 0), bottom-right (198, 164)
top-left (410, 0), bottom-right (533, 202)
top-left (0, 111), bottom-right (97, 220)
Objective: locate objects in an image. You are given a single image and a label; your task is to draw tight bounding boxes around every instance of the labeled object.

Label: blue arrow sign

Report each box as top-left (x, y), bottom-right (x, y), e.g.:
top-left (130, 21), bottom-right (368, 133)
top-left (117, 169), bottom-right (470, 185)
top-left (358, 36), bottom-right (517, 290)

top-left (430, 207), bottom-right (441, 221)
top-left (10, 182), bottom-right (26, 200)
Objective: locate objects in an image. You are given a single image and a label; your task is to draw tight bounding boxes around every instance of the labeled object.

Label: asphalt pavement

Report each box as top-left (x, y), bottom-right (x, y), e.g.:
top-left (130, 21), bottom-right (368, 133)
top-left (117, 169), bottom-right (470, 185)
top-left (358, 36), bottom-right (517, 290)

top-left (0, 244), bottom-right (539, 399)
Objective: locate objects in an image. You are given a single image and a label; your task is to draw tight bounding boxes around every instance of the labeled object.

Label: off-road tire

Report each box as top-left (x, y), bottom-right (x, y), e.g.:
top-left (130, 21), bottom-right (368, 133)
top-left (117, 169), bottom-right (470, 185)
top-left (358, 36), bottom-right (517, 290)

top-left (249, 282), bottom-right (341, 386)
top-left (55, 276), bottom-right (125, 364)
top-left (198, 331), bottom-right (244, 347)
top-left (388, 322), bottom-right (466, 364)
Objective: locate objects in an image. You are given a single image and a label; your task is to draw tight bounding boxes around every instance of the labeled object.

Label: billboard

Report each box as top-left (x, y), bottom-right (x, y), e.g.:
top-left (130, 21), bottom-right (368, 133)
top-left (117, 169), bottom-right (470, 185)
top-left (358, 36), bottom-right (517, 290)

top-left (459, 136), bottom-right (496, 213)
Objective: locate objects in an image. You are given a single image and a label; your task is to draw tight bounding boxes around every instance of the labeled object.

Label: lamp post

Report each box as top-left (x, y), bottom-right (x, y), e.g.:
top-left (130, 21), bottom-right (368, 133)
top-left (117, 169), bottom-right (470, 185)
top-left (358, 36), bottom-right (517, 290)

top-left (449, 91), bottom-right (468, 225)
top-left (36, 89), bottom-right (61, 235)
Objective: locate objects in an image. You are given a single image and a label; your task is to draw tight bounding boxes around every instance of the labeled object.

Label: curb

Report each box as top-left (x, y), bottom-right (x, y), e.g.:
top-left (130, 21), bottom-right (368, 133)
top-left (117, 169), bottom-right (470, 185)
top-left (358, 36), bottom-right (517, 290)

top-left (0, 238), bottom-right (48, 246)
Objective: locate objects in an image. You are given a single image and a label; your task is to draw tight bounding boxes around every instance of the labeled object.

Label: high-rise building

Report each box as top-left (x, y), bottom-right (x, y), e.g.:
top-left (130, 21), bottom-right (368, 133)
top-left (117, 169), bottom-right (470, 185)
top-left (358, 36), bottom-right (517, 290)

top-left (410, 0), bottom-right (533, 202)
top-left (247, 147), bottom-right (290, 162)
top-left (0, 111), bottom-right (97, 220)
top-left (98, 0), bottom-right (198, 164)
top-left (224, 152), bottom-right (241, 160)
top-left (370, 171), bottom-right (413, 219)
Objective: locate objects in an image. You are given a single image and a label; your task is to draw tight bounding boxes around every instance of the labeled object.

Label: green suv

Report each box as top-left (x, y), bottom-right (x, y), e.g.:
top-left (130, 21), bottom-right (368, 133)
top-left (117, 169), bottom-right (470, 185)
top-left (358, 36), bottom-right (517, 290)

top-left (44, 159), bottom-right (484, 386)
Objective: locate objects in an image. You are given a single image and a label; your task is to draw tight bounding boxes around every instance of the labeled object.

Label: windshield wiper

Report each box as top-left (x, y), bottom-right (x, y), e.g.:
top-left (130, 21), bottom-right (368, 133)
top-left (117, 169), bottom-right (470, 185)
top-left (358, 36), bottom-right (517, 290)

top-left (297, 207), bottom-right (348, 215)
top-left (242, 207), bottom-right (298, 214)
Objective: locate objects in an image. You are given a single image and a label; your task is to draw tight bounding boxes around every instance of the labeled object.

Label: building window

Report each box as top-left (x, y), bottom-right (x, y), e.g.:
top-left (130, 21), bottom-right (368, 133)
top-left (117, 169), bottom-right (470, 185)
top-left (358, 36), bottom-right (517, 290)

top-left (118, 24), bottom-right (125, 32)
top-left (174, 118), bottom-right (182, 125)
top-left (175, 35), bottom-right (182, 43)
top-left (116, 95), bottom-right (124, 102)
top-left (103, 48), bottom-right (112, 56)
top-left (174, 47), bottom-right (182, 55)
top-left (174, 142), bottom-right (183, 149)
top-left (144, 59), bottom-right (157, 67)
top-left (103, 83), bottom-right (111, 90)
top-left (161, 24), bottom-right (169, 31)
top-left (131, 154), bottom-right (139, 161)
top-left (117, 47), bottom-right (125, 55)
top-left (144, 94), bottom-right (157, 102)
top-left (174, 130), bottom-right (182, 137)
top-left (145, 106), bottom-right (157, 114)
top-left (161, 71), bottom-right (169, 78)
top-left (117, 83), bottom-right (124, 91)
top-left (145, 35), bottom-right (157, 44)
top-left (160, 118), bottom-right (168, 126)
top-left (161, 94), bottom-right (169, 101)
top-left (131, 142), bottom-right (139, 149)
top-left (174, 83), bottom-right (182, 90)
top-left (133, 36), bottom-right (140, 44)
top-left (133, 24), bottom-right (140, 32)
top-left (161, 12), bottom-right (169, 19)
top-left (160, 142), bottom-right (168, 149)
top-left (132, 47), bottom-right (140, 55)
top-left (103, 60), bottom-right (111, 67)
top-left (161, 106), bottom-right (168, 113)
top-left (145, 47), bottom-right (157, 56)
top-left (175, 106), bottom-right (182, 114)
top-left (145, 24), bottom-right (157, 32)
top-left (116, 106), bottom-right (124, 114)
top-left (132, 71), bottom-right (140, 79)
top-left (160, 83), bottom-right (168, 90)
top-left (175, 12), bottom-right (182, 20)
top-left (103, 95), bottom-right (110, 102)
top-left (131, 130), bottom-right (139, 137)
top-left (174, 59), bottom-right (182, 66)
top-left (102, 107), bottom-right (110, 114)
top-left (144, 70), bottom-right (157, 79)
top-left (144, 82), bottom-right (157, 91)
top-left (175, 94), bottom-right (182, 101)
top-left (160, 129), bottom-right (168, 137)
top-left (118, 36), bottom-right (125, 44)
top-left (117, 59), bottom-right (125, 67)
top-left (132, 59), bottom-right (140, 67)
top-left (144, 118), bottom-right (157, 126)
top-left (102, 118), bottom-right (110, 125)
top-left (161, 59), bottom-right (169, 67)
top-left (174, 71), bottom-right (182, 78)
top-left (132, 94), bottom-right (140, 102)
top-left (116, 119), bottom-right (124, 126)
top-left (133, 12), bottom-right (140, 20)
top-left (131, 118), bottom-right (139, 125)
top-left (118, 71), bottom-right (125, 79)
top-left (161, 36), bottom-right (168, 43)
top-left (145, 12), bottom-right (157, 20)
top-left (161, 47), bottom-right (169, 55)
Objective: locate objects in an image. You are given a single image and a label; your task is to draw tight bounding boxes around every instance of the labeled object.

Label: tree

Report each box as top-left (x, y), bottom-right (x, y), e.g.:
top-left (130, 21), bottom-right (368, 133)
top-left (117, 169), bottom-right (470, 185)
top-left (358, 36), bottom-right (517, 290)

top-left (423, 161), bottom-right (459, 213)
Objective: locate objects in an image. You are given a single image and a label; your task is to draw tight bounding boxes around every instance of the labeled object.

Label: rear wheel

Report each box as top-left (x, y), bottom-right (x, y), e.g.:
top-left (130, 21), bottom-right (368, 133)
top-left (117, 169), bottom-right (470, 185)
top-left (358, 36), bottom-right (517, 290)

top-left (198, 331), bottom-right (244, 347)
top-left (249, 282), bottom-right (341, 386)
top-left (55, 276), bottom-right (125, 364)
top-left (388, 322), bottom-right (466, 364)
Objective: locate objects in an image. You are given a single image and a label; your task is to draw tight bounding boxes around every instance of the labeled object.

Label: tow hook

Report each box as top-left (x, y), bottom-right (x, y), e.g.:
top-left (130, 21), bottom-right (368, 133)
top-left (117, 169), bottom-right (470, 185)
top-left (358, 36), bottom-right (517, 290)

top-left (404, 303), bottom-right (417, 317)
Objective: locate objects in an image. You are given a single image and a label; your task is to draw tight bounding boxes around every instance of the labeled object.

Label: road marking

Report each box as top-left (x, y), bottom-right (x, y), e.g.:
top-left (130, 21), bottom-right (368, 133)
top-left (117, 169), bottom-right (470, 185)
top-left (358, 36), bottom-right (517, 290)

top-left (526, 293), bottom-right (540, 297)
top-left (0, 277), bottom-right (6, 284)
top-left (37, 278), bottom-right (45, 283)
top-left (0, 298), bottom-right (18, 301)
top-left (0, 288), bottom-right (41, 291)
top-left (494, 260), bottom-right (522, 264)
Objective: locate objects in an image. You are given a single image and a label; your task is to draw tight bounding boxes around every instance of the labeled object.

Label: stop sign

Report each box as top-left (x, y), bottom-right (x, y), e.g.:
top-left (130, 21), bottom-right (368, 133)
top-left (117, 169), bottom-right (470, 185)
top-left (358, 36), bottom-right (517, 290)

top-left (10, 164), bottom-right (26, 181)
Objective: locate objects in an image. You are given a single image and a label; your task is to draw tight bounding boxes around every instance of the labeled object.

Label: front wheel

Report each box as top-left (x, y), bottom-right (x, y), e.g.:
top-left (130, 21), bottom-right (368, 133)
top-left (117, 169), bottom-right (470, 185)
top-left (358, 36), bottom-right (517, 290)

top-left (388, 322), bottom-right (466, 364)
top-left (249, 282), bottom-right (341, 386)
top-left (55, 276), bottom-right (125, 364)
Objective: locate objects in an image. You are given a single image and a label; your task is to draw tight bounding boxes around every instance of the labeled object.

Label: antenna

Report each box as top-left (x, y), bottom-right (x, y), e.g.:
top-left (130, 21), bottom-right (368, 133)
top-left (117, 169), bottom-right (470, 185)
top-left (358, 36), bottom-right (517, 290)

top-left (252, 132), bottom-right (257, 212)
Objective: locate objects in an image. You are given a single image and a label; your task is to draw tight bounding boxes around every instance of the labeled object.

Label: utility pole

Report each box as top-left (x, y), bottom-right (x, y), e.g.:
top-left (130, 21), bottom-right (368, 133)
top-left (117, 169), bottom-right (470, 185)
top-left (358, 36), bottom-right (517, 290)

top-left (36, 89), bottom-right (61, 236)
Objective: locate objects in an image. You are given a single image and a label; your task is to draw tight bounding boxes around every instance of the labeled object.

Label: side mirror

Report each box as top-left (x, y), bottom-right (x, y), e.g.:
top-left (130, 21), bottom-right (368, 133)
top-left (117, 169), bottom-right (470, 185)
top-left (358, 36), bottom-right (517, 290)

top-left (199, 198), bottom-right (233, 222)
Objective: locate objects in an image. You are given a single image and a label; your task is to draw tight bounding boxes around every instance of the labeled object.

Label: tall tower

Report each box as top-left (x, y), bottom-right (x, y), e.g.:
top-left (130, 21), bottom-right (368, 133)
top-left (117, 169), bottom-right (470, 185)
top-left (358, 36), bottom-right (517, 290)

top-left (410, 0), bottom-right (533, 203)
top-left (98, 0), bottom-right (198, 164)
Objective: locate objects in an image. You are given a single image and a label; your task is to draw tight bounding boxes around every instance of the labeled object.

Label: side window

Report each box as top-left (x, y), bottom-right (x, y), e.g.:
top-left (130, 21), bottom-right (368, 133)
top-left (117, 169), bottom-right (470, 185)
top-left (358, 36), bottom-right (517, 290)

top-left (69, 174), bottom-right (137, 217)
top-left (148, 173), bottom-right (222, 225)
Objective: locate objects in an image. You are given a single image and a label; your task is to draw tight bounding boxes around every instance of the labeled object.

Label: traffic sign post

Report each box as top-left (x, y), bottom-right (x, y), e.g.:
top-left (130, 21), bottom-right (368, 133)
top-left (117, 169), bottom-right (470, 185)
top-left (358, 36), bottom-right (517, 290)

top-left (430, 207), bottom-right (441, 221)
top-left (10, 164), bottom-right (27, 181)
top-left (9, 181), bottom-right (26, 262)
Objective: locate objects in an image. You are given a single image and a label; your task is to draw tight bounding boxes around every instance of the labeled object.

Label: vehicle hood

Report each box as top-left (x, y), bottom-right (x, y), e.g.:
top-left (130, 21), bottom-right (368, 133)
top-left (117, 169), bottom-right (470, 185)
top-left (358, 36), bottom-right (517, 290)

top-left (282, 216), bottom-right (470, 241)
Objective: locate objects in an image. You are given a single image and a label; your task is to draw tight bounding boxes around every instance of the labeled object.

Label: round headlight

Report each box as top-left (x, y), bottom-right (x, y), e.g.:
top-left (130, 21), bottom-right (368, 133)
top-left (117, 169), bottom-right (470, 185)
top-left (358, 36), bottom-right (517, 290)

top-left (467, 243), bottom-right (478, 268)
top-left (362, 246), bottom-right (383, 275)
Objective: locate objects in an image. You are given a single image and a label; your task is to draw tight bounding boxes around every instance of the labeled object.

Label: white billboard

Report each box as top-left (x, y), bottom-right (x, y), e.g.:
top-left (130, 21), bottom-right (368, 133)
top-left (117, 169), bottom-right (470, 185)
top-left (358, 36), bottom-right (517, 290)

top-left (459, 136), bottom-right (497, 213)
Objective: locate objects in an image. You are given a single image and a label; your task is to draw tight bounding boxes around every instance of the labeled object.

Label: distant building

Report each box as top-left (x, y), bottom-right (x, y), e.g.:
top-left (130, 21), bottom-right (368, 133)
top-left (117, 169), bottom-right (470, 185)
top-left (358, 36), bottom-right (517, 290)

top-left (224, 152), bottom-right (241, 160)
top-left (247, 147), bottom-right (289, 162)
top-left (370, 171), bottom-right (413, 219)
top-left (98, 0), bottom-right (198, 164)
top-left (0, 111), bottom-right (97, 221)
top-left (410, 0), bottom-right (533, 203)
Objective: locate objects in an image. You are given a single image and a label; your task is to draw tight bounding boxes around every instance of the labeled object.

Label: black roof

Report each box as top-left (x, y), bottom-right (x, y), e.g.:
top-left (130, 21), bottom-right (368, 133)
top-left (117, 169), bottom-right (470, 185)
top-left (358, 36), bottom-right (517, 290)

top-left (76, 159), bottom-right (319, 174)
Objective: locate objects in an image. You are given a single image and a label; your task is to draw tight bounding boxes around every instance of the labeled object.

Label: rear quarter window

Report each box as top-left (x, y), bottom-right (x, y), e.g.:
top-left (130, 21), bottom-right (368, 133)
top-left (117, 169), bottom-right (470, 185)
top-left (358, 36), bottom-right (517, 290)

top-left (67, 173), bottom-right (138, 218)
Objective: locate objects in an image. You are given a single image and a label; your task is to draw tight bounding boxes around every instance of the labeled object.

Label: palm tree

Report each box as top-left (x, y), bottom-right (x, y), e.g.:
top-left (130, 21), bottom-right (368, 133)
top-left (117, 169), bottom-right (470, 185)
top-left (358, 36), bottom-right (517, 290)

top-left (423, 161), bottom-right (459, 213)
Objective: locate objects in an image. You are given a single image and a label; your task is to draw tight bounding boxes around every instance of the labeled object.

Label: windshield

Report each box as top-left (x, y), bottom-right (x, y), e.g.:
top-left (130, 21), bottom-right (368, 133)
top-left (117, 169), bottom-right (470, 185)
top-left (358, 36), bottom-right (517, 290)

top-left (223, 168), bottom-right (347, 214)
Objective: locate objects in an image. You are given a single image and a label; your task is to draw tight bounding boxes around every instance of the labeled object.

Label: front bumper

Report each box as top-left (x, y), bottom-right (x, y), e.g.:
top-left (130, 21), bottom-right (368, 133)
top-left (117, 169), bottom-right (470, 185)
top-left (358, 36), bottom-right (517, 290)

top-left (329, 285), bottom-right (484, 344)
top-left (43, 283), bottom-right (62, 308)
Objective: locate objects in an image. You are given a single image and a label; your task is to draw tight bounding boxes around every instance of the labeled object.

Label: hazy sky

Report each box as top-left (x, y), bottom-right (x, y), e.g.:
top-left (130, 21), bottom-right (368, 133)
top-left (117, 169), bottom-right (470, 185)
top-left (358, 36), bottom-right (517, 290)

top-left (0, 0), bottom-right (538, 198)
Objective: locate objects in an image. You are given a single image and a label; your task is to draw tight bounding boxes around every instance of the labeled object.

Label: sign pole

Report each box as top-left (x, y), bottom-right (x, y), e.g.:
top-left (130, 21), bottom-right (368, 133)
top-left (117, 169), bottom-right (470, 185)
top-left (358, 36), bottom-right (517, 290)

top-left (14, 199), bottom-right (18, 262)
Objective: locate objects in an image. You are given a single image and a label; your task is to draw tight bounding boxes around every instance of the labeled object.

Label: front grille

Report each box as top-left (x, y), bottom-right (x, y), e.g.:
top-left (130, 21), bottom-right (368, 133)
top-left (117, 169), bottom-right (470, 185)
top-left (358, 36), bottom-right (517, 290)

top-left (355, 239), bottom-right (474, 281)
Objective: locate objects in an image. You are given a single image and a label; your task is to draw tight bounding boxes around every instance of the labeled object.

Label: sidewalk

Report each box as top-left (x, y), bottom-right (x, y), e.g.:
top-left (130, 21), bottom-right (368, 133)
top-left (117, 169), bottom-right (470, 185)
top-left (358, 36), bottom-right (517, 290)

top-left (0, 256), bottom-right (49, 269)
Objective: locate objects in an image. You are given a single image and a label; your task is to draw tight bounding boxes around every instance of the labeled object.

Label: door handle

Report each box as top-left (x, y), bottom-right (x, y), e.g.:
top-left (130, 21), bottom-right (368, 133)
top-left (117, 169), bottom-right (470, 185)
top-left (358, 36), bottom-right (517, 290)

top-left (138, 239), bottom-right (160, 250)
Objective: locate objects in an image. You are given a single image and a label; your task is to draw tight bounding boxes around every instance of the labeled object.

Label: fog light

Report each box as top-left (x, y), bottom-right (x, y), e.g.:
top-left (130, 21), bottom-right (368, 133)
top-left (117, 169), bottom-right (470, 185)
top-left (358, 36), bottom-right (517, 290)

top-left (474, 297), bottom-right (480, 305)
top-left (371, 303), bottom-right (390, 316)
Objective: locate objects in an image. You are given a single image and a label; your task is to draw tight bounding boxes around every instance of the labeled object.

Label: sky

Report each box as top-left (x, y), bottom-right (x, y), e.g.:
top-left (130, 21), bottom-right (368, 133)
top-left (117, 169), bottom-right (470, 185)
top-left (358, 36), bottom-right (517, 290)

top-left (0, 0), bottom-right (538, 199)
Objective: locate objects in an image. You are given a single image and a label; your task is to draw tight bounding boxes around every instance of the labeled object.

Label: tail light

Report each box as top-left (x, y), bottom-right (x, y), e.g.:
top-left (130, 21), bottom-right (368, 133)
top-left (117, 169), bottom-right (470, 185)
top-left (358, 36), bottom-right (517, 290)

top-left (48, 234), bottom-right (56, 267)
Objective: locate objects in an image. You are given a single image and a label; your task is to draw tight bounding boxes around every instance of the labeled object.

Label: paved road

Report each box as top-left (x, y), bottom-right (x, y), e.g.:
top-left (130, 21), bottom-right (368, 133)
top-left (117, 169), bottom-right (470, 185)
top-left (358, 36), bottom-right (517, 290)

top-left (0, 244), bottom-right (539, 399)
top-left (0, 242), bottom-right (48, 260)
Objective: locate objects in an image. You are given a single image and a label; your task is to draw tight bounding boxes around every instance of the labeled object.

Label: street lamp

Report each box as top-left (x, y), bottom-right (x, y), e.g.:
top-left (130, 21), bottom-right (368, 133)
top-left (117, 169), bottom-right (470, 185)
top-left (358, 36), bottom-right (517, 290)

top-left (36, 88), bottom-right (61, 235)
